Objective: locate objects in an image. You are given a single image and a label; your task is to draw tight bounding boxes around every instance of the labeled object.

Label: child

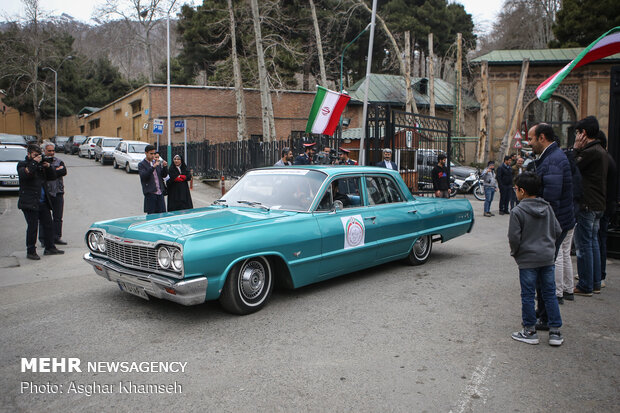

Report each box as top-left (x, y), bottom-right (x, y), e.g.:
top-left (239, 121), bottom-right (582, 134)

top-left (508, 172), bottom-right (564, 346)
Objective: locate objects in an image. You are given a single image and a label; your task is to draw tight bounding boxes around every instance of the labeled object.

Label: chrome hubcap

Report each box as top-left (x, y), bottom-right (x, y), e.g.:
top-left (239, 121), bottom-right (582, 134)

top-left (414, 236), bottom-right (429, 258)
top-left (239, 260), bottom-right (265, 300)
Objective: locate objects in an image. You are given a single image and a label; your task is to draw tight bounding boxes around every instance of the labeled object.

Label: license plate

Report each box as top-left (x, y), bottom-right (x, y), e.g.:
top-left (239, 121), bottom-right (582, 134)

top-left (1, 180), bottom-right (18, 186)
top-left (117, 281), bottom-right (149, 300)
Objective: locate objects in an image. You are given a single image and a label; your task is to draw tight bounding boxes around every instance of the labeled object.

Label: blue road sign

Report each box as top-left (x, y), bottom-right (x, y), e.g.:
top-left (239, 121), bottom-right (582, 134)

top-left (174, 120), bottom-right (185, 129)
top-left (153, 119), bottom-right (164, 135)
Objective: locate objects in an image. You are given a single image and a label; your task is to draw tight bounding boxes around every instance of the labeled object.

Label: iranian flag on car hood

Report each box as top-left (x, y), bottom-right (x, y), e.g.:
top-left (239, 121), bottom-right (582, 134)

top-left (305, 86), bottom-right (350, 136)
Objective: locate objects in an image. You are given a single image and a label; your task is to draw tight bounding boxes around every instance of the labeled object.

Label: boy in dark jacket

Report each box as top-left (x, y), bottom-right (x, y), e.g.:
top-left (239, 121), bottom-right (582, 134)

top-left (17, 144), bottom-right (64, 260)
top-left (508, 172), bottom-right (563, 346)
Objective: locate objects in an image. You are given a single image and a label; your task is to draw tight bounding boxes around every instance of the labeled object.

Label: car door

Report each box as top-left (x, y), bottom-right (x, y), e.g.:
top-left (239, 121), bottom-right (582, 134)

top-left (313, 176), bottom-right (380, 278)
top-left (364, 174), bottom-right (422, 261)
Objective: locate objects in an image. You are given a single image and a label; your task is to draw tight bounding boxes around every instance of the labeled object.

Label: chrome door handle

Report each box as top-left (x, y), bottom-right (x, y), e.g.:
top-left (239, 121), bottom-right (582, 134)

top-left (408, 210), bottom-right (417, 214)
top-left (364, 216), bottom-right (376, 220)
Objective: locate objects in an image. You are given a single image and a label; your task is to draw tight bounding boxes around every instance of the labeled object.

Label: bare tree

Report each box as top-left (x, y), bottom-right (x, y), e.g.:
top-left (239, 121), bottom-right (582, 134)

top-left (95, 0), bottom-right (177, 83)
top-left (249, 0), bottom-right (276, 141)
top-left (309, 0), bottom-right (327, 87)
top-left (227, 0), bottom-right (247, 141)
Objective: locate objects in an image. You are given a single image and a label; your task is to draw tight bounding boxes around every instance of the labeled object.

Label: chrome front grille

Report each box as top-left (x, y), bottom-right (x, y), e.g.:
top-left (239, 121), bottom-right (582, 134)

top-left (104, 239), bottom-right (158, 271)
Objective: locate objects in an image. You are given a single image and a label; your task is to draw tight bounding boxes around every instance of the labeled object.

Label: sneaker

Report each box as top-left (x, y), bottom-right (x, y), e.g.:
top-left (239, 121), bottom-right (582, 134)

top-left (511, 328), bottom-right (539, 345)
top-left (44, 247), bottom-right (65, 255)
top-left (54, 239), bottom-right (68, 245)
top-left (601, 280), bottom-right (606, 288)
top-left (573, 287), bottom-right (592, 297)
top-left (557, 296), bottom-right (564, 305)
top-left (535, 319), bottom-right (549, 331)
top-left (549, 330), bottom-right (564, 346)
top-left (563, 292), bottom-right (574, 301)
top-left (26, 252), bottom-right (41, 260)
top-left (484, 212), bottom-right (492, 217)
top-left (593, 288), bottom-right (601, 294)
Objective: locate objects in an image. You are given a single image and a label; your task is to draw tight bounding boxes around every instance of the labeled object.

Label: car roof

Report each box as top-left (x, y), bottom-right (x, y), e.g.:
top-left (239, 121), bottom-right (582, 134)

top-left (256, 165), bottom-right (403, 178)
top-left (120, 140), bottom-right (147, 145)
top-left (0, 144), bottom-right (28, 150)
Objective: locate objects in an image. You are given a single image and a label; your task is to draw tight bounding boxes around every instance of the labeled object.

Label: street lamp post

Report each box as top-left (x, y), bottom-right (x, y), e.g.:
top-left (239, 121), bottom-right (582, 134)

top-left (44, 55), bottom-right (73, 138)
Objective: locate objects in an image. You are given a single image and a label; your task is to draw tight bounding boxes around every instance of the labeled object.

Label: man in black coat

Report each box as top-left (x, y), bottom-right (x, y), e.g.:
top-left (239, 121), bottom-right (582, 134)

top-left (375, 148), bottom-right (397, 169)
top-left (38, 141), bottom-right (68, 246)
top-left (17, 144), bottom-right (65, 260)
top-left (138, 145), bottom-right (168, 214)
top-left (496, 155), bottom-right (514, 214)
top-left (431, 153), bottom-right (450, 198)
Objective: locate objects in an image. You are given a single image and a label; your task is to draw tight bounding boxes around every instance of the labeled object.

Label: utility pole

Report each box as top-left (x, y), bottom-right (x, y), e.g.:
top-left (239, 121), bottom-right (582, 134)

top-left (455, 33), bottom-right (462, 137)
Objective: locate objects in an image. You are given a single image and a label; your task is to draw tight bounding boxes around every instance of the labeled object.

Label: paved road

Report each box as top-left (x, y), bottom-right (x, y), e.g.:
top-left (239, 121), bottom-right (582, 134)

top-left (0, 154), bottom-right (618, 412)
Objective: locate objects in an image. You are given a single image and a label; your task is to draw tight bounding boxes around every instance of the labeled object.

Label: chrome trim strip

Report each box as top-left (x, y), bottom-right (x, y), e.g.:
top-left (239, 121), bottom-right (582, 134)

top-left (83, 253), bottom-right (207, 306)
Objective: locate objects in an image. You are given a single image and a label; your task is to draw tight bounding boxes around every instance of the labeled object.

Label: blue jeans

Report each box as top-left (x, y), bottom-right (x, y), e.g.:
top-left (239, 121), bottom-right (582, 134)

top-left (574, 209), bottom-right (603, 292)
top-left (484, 187), bottom-right (495, 213)
top-left (599, 215), bottom-right (609, 280)
top-left (519, 265), bottom-right (562, 328)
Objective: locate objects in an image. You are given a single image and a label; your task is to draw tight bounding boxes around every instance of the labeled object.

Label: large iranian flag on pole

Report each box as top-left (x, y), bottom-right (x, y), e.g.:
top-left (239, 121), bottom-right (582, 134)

top-left (536, 26), bottom-right (620, 102)
top-left (305, 85), bottom-right (351, 136)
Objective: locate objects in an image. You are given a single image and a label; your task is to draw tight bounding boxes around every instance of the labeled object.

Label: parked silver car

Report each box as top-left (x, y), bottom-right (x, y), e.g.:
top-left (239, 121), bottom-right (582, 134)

top-left (78, 136), bottom-right (102, 159)
top-left (94, 137), bottom-right (123, 165)
top-left (0, 144), bottom-right (27, 192)
top-left (112, 140), bottom-right (148, 173)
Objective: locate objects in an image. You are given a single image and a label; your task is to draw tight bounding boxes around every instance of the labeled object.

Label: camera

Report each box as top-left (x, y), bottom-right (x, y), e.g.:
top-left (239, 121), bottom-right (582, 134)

top-left (42, 156), bottom-right (54, 164)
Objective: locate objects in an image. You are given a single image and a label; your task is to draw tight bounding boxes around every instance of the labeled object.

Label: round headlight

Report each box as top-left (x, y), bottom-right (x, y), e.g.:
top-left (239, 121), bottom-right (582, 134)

top-left (157, 247), bottom-right (171, 269)
top-left (96, 233), bottom-right (106, 252)
top-left (88, 232), bottom-right (99, 251)
top-left (171, 249), bottom-right (183, 272)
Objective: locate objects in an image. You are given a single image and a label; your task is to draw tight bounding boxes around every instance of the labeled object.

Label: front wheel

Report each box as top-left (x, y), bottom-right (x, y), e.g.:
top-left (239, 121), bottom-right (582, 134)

top-left (220, 256), bottom-right (273, 315)
top-left (99, 155), bottom-right (105, 165)
top-left (405, 235), bottom-right (432, 266)
top-left (473, 184), bottom-right (485, 201)
top-left (113, 159), bottom-right (118, 169)
top-left (125, 162), bottom-right (131, 173)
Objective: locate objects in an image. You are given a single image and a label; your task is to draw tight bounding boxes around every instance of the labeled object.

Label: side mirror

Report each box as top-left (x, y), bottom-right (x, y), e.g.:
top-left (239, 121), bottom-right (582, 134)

top-left (331, 200), bottom-right (343, 212)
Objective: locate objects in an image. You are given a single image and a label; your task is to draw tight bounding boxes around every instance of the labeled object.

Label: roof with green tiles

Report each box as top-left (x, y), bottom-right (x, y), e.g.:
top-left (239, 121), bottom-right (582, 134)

top-left (471, 48), bottom-right (620, 65)
top-left (346, 74), bottom-right (479, 109)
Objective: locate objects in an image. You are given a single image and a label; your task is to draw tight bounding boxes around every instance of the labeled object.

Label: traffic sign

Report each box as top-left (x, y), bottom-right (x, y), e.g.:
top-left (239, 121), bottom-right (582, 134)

top-left (514, 131), bottom-right (522, 140)
top-left (514, 140), bottom-right (522, 149)
top-left (174, 120), bottom-right (185, 129)
top-left (153, 119), bottom-right (164, 135)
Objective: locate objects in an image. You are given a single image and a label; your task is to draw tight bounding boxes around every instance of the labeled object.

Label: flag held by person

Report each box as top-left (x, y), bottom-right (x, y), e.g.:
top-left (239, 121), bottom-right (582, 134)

top-left (305, 86), bottom-right (351, 136)
top-left (536, 26), bottom-right (620, 102)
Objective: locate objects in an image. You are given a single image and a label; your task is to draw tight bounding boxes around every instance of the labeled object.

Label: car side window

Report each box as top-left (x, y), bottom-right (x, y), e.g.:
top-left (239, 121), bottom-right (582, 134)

top-left (365, 176), bottom-right (404, 205)
top-left (316, 177), bottom-right (361, 211)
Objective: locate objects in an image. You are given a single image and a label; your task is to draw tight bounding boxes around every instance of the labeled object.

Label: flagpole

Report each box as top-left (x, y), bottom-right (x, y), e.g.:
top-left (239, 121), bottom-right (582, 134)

top-left (358, 0), bottom-right (377, 166)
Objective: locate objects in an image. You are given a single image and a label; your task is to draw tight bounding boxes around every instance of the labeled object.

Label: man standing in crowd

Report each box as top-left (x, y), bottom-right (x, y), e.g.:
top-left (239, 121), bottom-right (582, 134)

top-left (339, 148), bottom-right (357, 165)
top-left (573, 116), bottom-right (608, 296)
top-left (294, 142), bottom-right (316, 165)
top-left (595, 131), bottom-right (617, 288)
top-left (139, 145), bottom-right (168, 214)
top-left (481, 161), bottom-right (498, 217)
top-left (512, 157), bottom-right (525, 205)
top-left (496, 155), bottom-right (514, 214)
top-left (274, 147), bottom-right (293, 166)
top-left (527, 123), bottom-right (574, 315)
top-left (316, 146), bottom-right (335, 164)
top-left (376, 148), bottom-right (397, 169)
top-left (17, 144), bottom-right (64, 260)
top-left (432, 153), bottom-right (450, 198)
top-left (38, 141), bottom-right (67, 246)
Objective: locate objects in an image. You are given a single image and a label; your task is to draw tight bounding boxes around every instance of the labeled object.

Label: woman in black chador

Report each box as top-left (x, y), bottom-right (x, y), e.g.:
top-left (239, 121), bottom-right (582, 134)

top-left (167, 154), bottom-right (194, 212)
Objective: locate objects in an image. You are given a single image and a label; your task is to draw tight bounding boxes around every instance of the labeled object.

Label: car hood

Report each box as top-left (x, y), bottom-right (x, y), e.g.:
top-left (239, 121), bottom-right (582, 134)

top-left (92, 206), bottom-right (296, 243)
top-left (0, 162), bottom-right (18, 175)
top-left (125, 153), bottom-right (145, 161)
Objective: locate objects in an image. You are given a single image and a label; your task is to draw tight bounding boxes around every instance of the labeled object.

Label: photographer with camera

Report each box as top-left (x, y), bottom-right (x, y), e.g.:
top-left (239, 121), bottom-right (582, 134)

top-left (316, 146), bottom-right (338, 165)
top-left (17, 144), bottom-right (64, 260)
top-left (38, 141), bottom-right (68, 246)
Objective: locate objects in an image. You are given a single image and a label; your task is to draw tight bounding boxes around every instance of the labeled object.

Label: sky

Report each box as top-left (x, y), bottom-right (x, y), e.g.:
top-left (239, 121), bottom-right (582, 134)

top-left (2, 0), bottom-right (504, 34)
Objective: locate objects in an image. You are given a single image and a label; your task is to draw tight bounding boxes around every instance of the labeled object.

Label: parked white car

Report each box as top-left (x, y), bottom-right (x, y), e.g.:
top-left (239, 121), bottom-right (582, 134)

top-left (112, 140), bottom-right (148, 173)
top-left (94, 137), bottom-right (123, 165)
top-left (0, 144), bottom-right (27, 191)
top-left (78, 136), bottom-right (102, 159)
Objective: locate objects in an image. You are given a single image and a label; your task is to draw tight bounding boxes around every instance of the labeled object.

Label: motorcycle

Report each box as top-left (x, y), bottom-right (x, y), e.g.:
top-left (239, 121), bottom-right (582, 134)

top-left (452, 170), bottom-right (485, 201)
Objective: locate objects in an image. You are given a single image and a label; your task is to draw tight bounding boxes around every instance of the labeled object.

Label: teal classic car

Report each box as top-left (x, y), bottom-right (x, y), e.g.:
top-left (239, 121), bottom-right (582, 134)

top-left (84, 166), bottom-right (474, 314)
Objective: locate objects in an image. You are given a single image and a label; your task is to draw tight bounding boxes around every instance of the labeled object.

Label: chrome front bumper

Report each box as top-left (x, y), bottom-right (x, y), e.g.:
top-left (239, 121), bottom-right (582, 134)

top-left (83, 253), bottom-right (207, 306)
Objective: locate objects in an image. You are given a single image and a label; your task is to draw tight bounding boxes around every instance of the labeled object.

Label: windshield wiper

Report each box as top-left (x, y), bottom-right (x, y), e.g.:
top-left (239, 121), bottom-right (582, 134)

top-left (213, 199), bottom-right (228, 206)
top-left (236, 200), bottom-right (270, 211)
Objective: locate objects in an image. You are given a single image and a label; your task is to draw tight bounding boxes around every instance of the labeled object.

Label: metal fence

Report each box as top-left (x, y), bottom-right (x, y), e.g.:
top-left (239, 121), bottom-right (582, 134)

top-left (160, 133), bottom-right (339, 179)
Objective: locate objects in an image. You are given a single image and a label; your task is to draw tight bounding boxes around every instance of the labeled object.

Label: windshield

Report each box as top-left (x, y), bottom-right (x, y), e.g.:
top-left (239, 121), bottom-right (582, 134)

top-left (74, 136), bottom-right (88, 144)
top-left (102, 138), bottom-right (122, 147)
top-left (0, 147), bottom-right (27, 162)
top-left (0, 135), bottom-right (27, 145)
top-left (128, 143), bottom-right (147, 153)
top-left (221, 169), bottom-right (326, 212)
top-left (56, 137), bottom-right (69, 143)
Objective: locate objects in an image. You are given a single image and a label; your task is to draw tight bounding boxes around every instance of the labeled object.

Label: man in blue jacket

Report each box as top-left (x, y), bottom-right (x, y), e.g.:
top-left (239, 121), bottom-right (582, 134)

top-left (138, 145), bottom-right (168, 214)
top-left (528, 123), bottom-right (575, 326)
